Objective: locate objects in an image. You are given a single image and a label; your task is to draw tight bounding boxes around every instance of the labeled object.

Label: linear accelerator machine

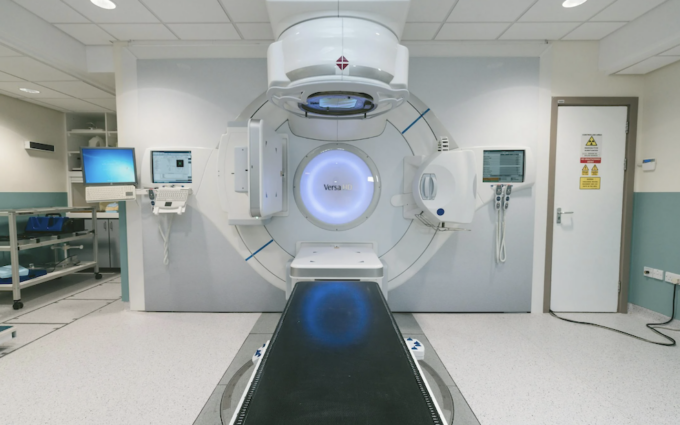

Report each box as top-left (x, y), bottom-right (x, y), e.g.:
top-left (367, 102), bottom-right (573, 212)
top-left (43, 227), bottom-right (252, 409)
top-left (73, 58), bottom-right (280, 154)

top-left (140, 1), bottom-right (534, 423)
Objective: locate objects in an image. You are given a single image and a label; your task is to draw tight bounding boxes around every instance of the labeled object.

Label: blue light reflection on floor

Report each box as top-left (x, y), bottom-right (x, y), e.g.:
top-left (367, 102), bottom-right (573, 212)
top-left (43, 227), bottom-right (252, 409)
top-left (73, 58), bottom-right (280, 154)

top-left (301, 282), bottom-right (371, 347)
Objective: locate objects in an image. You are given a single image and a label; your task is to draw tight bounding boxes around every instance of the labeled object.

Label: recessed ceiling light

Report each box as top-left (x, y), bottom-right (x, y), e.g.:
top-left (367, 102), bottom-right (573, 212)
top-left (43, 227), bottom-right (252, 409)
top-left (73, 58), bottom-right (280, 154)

top-left (91, 0), bottom-right (117, 10)
top-left (563, 0), bottom-right (588, 7)
top-left (19, 88), bottom-right (40, 94)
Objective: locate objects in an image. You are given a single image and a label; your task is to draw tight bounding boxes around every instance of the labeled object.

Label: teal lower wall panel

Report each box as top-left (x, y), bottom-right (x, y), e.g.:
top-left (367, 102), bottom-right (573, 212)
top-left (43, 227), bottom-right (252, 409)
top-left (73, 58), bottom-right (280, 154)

top-left (628, 193), bottom-right (680, 317)
top-left (0, 192), bottom-right (68, 266)
top-left (119, 202), bottom-right (129, 302)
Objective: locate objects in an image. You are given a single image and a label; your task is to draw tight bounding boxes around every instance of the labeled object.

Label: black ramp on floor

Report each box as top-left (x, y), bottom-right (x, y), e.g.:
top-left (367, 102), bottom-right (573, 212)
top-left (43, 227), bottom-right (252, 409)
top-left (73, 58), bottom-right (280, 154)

top-left (234, 281), bottom-right (442, 425)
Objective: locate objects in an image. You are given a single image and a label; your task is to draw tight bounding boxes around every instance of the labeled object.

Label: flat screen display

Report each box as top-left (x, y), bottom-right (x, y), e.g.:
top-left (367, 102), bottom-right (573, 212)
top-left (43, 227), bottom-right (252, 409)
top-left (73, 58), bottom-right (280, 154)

top-left (81, 147), bottom-right (137, 185)
top-left (483, 150), bottom-right (525, 183)
top-left (152, 151), bottom-right (192, 184)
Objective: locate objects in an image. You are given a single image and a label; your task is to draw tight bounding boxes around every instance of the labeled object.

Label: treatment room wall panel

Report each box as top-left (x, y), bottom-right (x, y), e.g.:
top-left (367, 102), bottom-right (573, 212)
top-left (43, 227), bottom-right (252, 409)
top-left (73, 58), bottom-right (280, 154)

top-left (389, 58), bottom-right (539, 312)
top-left (134, 57), bottom-right (539, 312)
top-left (137, 59), bottom-right (286, 312)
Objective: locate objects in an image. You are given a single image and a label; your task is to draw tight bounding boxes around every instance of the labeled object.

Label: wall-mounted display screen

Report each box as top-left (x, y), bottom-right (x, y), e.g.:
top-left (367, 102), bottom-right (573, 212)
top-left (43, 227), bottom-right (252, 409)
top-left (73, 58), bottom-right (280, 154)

top-left (81, 147), bottom-right (137, 186)
top-left (152, 151), bottom-right (192, 184)
top-left (483, 150), bottom-right (525, 183)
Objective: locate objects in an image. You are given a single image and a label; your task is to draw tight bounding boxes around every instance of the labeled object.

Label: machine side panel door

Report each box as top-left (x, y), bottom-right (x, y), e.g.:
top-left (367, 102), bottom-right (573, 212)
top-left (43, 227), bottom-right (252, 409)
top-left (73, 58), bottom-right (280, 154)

top-left (550, 106), bottom-right (627, 312)
top-left (249, 119), bottom-right (284, 218)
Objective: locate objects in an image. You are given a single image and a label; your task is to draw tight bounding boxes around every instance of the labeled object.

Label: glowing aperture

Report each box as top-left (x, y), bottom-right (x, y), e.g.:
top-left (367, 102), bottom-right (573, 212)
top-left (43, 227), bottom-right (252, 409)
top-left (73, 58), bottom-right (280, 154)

top-left (299, 149), bottom-right (375, 226)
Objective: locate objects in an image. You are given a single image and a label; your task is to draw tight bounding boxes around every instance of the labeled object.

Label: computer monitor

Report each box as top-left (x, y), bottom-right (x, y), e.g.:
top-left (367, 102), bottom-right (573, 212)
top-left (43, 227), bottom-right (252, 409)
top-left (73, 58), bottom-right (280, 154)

top-left (81, 147), bottom-right (137, 186)
top-left (482, 150), bottom-right (525, 183)
top-left (151, 151), bottom-right (193, 184)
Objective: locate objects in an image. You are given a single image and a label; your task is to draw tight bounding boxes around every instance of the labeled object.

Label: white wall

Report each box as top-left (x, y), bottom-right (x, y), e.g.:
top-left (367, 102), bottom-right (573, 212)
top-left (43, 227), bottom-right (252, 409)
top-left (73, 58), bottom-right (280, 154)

top-left (0, 93), bottom-right (66, 193)
top-left (637, 60), bottom-right (680, 193)
top-left (549, 42), bottom-right (645, 98)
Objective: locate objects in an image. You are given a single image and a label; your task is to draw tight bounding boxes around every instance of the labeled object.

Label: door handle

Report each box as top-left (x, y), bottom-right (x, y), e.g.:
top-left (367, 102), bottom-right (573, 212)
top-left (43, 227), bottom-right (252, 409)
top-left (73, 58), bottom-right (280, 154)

top-left (419, 173), bottom-right (438, 201)
top-left (556, 208), bottom-right (573, 224)
top-left (103, 221), bottom-right (107, 231)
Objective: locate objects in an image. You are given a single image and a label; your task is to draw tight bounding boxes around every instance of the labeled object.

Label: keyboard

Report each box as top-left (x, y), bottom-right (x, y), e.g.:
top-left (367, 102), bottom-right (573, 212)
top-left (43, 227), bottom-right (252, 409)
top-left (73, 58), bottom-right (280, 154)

top-left (155, 189), bottom-right (190, 202)
top-left (86, 185), bottom-right (136, 202)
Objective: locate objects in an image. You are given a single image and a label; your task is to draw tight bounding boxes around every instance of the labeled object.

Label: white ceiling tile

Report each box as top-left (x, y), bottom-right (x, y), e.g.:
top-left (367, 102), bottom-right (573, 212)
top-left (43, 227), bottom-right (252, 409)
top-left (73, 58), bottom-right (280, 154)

top-left (62, 0), bottom-right (159, 23)
top-left (591, 0), bottom-right (667, 22)
top-left (13, 0), bottom-right (89, 23)
top-left (35, 81), bottom-right (114, 98)
top-left (0, 71), bottom-right (24, 82)
top-left (407, 0), bottom-right (458, 23)
top-left (142, 0), bottom-right (229, 23)
top-left (660, 46), bottom-right (680, 56)
top-left (219, 0), bottom-right (268, 22)
top-left (562, 22), bottom-right (626, 40)
top-left (436, 23), bottom-right (510, 40)
top-left (83, 98), bottom-right (117, 110)
top-left (617, 56), bottom-right (680, 74)
top-left (236, 23), bottom-right (274, 40)
top-left (99, 24), bottom-right (178, 41)
top-left (0, 88), bottom-right (26, 99)
top-left (20, 98), bottom-right (71, 112)
top-left (0, 82), bottom-right (73, 99)
top-left (520, 0), bottom-right (617, 22)
top-left (0, 57), bottom-right (76, 81)
top-left (401, 23), bottom-right (440, 41)
top-left (168, 24), bottom-right (240, 40)
top-left (55, 24), bottom-right (117, 45)
top-left (500, 22), bottom-right (581, 40)
top-left (36, 98), bottom-right (113, 112)
top-left (0, 45), bottom-right (22, 57)
top-left (448, 0), bottom-right (536, 22)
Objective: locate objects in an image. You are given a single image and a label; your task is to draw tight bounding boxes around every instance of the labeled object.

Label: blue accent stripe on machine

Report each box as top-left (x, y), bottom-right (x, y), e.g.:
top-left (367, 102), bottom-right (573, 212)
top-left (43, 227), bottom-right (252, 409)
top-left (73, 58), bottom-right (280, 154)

top-left (246, 239), bottom-right (274, 261)
top-left (401, 108), bottom-right (430, 135)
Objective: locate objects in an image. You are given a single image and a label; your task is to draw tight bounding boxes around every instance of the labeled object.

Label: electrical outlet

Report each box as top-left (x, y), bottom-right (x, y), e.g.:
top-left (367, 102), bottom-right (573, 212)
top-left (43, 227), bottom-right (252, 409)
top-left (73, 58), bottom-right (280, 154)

top-left (644, 267), bottom-right (664, 280)
top-left (665, 272), bottom-right (680, 285)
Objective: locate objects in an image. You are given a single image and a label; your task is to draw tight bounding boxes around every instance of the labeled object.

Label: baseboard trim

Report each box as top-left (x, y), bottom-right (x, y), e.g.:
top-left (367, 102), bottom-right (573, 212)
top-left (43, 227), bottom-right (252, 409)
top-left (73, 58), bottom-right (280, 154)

top-left (628, 302), bottom-right (680, 327)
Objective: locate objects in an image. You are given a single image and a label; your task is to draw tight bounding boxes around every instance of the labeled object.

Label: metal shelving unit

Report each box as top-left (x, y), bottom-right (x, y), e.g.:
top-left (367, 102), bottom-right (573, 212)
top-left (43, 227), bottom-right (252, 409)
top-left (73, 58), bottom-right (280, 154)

top-left (0, 207), bottom-right (101, 310)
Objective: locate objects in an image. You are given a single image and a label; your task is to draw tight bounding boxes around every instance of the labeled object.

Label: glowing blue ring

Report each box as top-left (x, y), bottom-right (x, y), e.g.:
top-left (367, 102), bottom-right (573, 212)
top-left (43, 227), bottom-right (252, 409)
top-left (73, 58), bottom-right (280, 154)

top-left (294, 144), bottom-right (381, 231)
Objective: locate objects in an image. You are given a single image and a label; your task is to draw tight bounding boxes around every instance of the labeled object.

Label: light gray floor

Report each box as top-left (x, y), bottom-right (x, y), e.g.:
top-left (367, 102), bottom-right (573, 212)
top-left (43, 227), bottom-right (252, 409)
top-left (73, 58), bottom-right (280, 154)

top-left (0, 273), bottom-right (260, 425)
top-left (0, 272), bottom-right (120, 356)
top-left (416, 311), bottom-right (680, 425)
top-left (2, 278), bottom-right (679, 425)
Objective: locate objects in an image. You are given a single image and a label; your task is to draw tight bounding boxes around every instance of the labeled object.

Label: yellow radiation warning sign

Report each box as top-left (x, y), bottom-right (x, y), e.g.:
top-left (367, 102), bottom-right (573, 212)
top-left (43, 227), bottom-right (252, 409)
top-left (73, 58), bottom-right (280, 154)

top-left (580, 177), bottom-right (601, 190)
top-left (582, 165), bottom-right (589, 176)
top-left (586, 136), bottom-right (597, 146)
top-left (591, 165), bottom-right (599, 176)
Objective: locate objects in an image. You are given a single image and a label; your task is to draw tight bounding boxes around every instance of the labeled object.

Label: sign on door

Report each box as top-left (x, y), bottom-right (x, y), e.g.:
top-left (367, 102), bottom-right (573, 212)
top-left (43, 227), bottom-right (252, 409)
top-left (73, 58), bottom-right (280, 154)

top-left (581, 134), bottom-right (602, 163)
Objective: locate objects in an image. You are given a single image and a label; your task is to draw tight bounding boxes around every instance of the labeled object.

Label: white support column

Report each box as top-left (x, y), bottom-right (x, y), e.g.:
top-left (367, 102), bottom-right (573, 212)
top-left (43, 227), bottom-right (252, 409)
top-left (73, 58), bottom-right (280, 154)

top-left (114, 43), bottom-right (146, 311)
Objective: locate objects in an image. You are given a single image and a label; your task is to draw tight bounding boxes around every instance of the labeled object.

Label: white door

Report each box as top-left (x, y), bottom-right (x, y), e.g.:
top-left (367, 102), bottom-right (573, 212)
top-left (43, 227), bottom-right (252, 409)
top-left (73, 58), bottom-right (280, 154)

top-left (551, 106), bottom-right (628, 312)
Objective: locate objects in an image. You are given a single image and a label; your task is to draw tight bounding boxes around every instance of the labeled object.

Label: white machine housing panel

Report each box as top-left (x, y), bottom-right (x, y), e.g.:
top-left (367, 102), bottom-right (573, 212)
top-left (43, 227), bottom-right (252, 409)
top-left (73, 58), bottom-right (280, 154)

top-left (217, 93), bottom-right (461, 292)
top-left (412, 150), bottom-right (477, 224)
top-left (287, 242), bottom-right (385, 298)
top-left (249, 119), bottom-right (284, 218)
top-left (218, 120), bottom-right (286, 225)
top-left (267, 17), bottom-right (409, 119)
